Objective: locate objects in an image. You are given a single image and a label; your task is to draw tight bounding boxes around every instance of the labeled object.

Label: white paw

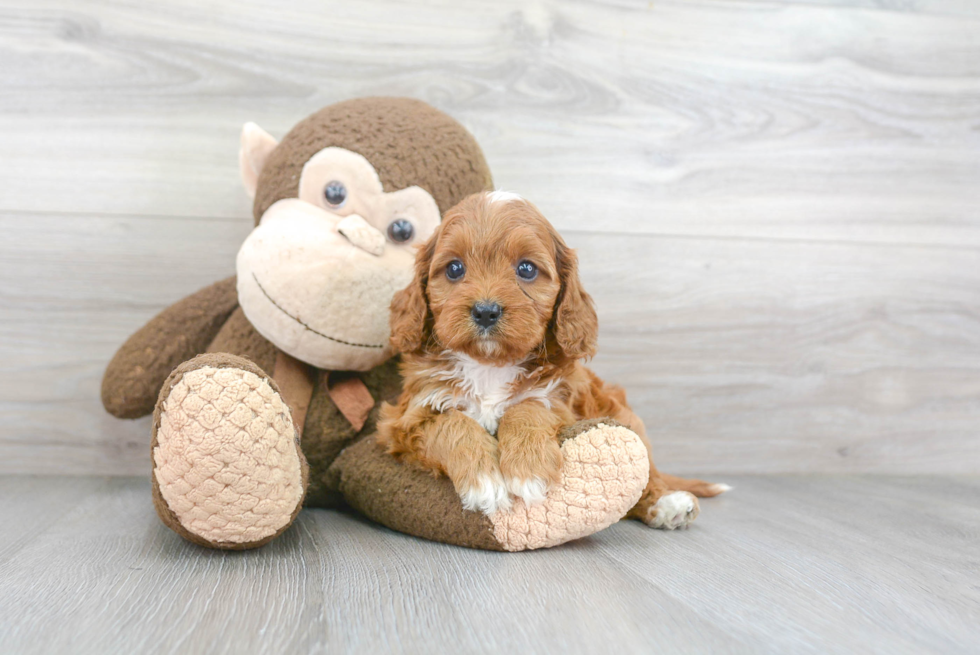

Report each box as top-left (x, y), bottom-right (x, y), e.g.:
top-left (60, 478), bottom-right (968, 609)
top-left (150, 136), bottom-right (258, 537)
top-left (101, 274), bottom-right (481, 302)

top-left (646, 491), bottom-right (700, 530)
top-left (504, 477), bottom-right (549, 506)
top-left (459, 473), bottom-right (512, 516)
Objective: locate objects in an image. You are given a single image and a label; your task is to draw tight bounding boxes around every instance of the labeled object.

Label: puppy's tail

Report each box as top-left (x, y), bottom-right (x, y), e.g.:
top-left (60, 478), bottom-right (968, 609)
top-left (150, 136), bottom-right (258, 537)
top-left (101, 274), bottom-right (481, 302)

top-left (660, 473), bottom-right (732, 498)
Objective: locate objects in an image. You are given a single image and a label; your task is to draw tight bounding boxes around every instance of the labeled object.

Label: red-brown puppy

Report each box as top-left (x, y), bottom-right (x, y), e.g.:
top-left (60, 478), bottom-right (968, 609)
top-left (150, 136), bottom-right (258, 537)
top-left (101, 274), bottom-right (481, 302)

top-left (378, 191), bottom-right (727, 528)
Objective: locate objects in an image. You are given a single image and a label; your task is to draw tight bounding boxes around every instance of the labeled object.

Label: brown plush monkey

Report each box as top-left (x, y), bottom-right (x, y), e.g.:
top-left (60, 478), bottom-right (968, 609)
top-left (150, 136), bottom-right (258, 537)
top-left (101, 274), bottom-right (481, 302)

top-left (102, 97), bottom-right (652, 551)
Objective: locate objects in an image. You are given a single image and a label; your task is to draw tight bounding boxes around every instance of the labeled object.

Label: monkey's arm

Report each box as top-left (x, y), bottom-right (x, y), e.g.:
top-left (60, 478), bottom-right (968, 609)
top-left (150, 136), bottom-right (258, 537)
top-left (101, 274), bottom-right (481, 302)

top-left (101, 276), bottom-right (239, 418)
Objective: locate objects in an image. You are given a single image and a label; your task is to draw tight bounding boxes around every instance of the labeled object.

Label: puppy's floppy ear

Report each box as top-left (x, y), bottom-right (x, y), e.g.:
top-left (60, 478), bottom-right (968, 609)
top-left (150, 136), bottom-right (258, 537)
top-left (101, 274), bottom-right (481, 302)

top-left (389, 234), bottom-right (437, 353)
top-left (551, 235), bottom-right (598, 361)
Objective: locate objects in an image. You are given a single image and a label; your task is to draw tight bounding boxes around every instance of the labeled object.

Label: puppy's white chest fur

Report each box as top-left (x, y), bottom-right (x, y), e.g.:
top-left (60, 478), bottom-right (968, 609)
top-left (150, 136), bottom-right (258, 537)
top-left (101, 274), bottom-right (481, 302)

top-left (420, 352), bottom-right (554, 435)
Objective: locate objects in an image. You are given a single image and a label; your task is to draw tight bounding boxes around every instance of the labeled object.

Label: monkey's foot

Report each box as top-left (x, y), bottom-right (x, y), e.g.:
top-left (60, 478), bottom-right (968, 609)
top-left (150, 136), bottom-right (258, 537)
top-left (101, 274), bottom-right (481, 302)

top-left (488, 419), bottom-right (649, 551)
top-left (151, 354), bottom-right (307, 550)
top-left (331, 418), bottom-right (649, 551)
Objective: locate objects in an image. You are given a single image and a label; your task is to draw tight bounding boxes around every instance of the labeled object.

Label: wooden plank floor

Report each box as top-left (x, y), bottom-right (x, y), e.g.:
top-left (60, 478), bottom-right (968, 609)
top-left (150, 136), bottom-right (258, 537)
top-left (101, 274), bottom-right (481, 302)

top-left (0, 475), bottom-right (977, 654)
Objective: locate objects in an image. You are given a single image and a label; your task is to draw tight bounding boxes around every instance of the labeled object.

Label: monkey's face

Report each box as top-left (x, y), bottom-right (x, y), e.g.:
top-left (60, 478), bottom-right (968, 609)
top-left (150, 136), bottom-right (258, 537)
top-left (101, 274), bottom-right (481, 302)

top-left (237, 147), bottom-right (441, 371)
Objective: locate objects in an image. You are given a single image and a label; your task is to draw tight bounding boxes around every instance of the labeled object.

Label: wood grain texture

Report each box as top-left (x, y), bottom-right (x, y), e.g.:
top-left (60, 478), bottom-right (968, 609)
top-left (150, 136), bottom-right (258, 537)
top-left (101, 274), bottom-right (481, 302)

top-left (0, 475), bottom-right (977, 654)
top-left (0, 0), bottom-right (978, 474)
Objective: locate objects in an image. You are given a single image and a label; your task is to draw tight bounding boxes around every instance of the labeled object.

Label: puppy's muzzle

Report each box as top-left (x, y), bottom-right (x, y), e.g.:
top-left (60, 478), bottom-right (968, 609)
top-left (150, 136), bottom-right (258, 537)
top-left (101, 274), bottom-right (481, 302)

top-left (471, 301), bottom-right (502, 330)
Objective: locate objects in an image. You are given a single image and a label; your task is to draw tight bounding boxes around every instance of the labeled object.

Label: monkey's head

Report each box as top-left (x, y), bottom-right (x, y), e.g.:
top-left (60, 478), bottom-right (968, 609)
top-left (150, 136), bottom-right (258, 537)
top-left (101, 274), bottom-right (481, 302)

top-left (236, 97), bottom-right (493, 371)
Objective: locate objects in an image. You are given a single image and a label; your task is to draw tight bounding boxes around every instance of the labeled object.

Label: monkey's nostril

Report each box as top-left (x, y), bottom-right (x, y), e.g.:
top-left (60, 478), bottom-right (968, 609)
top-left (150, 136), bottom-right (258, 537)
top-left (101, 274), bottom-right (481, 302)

top-left (471, 302), bottom-right (502, 329)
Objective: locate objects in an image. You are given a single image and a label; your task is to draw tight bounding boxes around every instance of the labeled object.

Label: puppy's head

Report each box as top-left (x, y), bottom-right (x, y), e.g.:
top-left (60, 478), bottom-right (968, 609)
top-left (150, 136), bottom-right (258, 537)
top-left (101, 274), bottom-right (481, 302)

top-left (390, 191), bottom-right (598, 364)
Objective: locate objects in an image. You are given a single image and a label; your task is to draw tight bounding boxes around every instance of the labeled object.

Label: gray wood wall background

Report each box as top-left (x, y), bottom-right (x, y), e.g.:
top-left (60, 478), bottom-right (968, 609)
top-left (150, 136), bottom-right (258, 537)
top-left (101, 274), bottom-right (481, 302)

top-left (1, 0), bottom-right (977, 476)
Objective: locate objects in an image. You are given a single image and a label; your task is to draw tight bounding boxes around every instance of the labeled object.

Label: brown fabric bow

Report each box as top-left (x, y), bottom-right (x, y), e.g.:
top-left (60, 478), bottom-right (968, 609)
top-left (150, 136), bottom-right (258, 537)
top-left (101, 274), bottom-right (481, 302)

top-left (325, 370), bottom-right (375, 433)
top-left (272, 350), bottom-right (375, 435)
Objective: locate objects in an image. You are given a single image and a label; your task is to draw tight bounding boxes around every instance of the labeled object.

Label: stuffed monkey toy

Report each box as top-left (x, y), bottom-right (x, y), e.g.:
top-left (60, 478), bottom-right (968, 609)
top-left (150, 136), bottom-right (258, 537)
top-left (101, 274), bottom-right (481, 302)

top-left (101, 97), bottom-right (651, 551)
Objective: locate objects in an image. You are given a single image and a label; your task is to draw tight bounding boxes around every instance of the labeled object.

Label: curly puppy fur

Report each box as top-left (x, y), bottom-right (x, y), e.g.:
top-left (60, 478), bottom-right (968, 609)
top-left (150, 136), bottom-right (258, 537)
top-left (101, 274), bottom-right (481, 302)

top-left (377, 192), bottom-right (725, 524)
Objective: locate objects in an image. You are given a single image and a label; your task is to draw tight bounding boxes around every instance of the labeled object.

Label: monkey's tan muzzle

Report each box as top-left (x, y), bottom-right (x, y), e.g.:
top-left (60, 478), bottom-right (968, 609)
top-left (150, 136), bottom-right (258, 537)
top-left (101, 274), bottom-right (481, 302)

top-left (336, 214), bottom-right (386, 256)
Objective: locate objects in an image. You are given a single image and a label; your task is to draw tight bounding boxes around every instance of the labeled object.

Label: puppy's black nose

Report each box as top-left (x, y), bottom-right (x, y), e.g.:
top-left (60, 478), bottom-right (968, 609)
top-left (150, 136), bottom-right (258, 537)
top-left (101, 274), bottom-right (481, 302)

top-left (471, 302), bottom-right (502, 329)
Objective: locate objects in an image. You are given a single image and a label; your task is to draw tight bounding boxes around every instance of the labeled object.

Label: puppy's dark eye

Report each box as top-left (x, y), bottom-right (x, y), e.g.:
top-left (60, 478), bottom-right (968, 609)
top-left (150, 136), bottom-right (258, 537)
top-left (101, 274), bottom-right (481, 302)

top-left (324, 181), bottom-right (347, 207)
top-left (387, 218), bottom-right (414, 243)
top-left (516, 260), bottom-right (538, 281)
top-left (446, 259), bottom-right (466, 281)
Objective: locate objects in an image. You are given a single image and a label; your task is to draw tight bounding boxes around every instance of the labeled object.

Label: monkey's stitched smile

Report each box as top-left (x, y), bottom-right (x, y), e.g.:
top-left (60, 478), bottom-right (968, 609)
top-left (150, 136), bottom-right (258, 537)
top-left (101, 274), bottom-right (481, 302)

top-left (251, 273), bottom-right (385, 349)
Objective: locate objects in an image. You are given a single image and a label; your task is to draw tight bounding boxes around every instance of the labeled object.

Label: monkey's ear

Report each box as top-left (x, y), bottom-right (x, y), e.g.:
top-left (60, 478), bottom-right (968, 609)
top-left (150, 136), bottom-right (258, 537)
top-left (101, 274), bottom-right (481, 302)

top-left (239, 122), bottom-right (279, 200)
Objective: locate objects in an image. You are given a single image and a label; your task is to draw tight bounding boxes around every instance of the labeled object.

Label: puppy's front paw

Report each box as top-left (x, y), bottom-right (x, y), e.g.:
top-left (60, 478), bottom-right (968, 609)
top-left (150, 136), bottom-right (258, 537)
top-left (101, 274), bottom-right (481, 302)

top-left (504, 476), bottom-right (549, 506)
top-left (458, 472), bottom-right (512, 516)
top-left (644, 491), bottom-right (700, 530)
top-left (499, 435), bottom-right (562, 507)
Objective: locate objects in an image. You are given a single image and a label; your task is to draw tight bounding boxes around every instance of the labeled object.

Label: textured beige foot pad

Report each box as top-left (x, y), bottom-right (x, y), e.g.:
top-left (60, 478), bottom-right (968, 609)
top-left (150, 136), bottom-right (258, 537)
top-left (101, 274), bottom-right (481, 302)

top-left (151, 355), bottom-right (307, 550)
top-left (489, 422), bottom-right (650, 551)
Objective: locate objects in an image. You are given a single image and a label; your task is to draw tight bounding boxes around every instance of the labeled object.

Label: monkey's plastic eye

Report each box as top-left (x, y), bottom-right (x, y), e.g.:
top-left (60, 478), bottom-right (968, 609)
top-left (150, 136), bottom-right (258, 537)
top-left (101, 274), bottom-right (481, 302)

top-left (446, 260), bottom-right (466, 281)
top-left (324, 181), bottom-right (347, 207)
top-left (387, 218), bottom-right (414, 243)
top-left (516, 260), bottom-right (538, 281)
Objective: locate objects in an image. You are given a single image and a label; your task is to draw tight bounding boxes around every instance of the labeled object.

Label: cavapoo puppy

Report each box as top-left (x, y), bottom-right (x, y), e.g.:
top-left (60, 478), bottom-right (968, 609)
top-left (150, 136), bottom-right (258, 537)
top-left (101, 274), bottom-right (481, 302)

top-left (378, 191), bottom-right (727, 529)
